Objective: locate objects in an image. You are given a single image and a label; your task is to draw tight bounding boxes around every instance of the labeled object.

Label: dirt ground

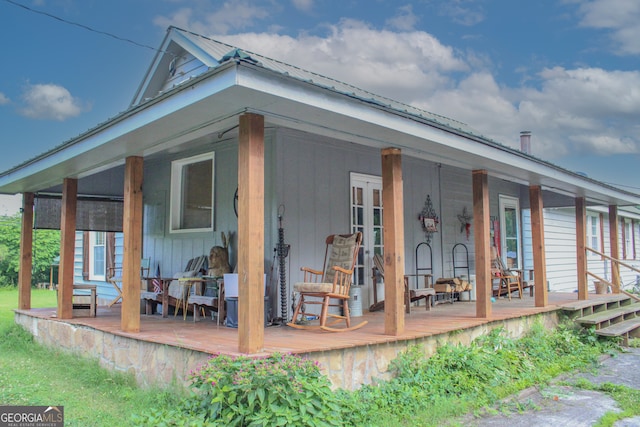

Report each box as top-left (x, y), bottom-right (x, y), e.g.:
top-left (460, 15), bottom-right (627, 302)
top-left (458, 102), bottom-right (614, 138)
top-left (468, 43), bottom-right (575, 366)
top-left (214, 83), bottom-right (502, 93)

top-left (462, 347), bottom-right (640, 427)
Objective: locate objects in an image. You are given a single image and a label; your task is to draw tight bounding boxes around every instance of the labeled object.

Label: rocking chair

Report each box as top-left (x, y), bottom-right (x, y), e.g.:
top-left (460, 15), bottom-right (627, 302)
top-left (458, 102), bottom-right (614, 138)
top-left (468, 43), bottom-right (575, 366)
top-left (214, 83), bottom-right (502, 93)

top-left (288, 232), bottom-right (367, 332)
top-left (491, 246), bottom-right (523, 300)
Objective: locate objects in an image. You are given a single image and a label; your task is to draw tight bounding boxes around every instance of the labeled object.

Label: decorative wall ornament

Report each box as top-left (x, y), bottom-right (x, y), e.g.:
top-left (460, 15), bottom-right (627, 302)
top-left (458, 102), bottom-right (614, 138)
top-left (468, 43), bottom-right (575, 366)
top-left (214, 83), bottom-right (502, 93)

top-left (418, 195), bottom-right (439, 243)
top-left (457, 207), bottom-right (472, 240)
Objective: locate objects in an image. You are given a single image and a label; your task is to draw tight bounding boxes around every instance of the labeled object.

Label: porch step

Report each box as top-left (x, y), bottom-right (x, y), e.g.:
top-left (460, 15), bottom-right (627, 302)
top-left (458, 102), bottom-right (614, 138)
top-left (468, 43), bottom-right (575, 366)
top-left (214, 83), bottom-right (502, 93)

top-left (595, 318), bottom-right (640, 337)
top-left (575, 302), bottom-right (640, 327)
top-left (569, 296), bottom-right (640, 343)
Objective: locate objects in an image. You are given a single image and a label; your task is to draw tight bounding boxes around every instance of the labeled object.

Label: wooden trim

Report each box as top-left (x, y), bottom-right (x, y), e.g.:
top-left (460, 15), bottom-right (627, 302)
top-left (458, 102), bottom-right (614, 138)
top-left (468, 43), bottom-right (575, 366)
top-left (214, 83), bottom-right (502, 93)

top-left (238, 113), bottom-right (265, 353)
top-left (18, 192), bottom-right (34, 310)
top-left (575, 197), bottom-right (588, 300)
top-left (381, 147), bottom-right (405, 335)
top-left (609, 205), bottom-right (620, 293)
top-left (58, 178), bottom-right (77, 319)
top-left (529, 186), bottom-right (547, 307)
top-left (473, 170), bottom-right (491, 319)
top-left (121, 156), bottom-right (144, 332)
top-left (621, 219), bottom-right (627, 260)
top-left (632, 219), bottom-right (637, 260)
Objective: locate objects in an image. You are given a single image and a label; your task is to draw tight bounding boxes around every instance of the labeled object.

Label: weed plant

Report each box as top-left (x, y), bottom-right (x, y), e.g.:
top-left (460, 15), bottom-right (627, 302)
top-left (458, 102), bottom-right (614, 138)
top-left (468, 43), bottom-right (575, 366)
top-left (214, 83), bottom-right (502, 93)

top-left (132, 321), bottom-right (617, 426)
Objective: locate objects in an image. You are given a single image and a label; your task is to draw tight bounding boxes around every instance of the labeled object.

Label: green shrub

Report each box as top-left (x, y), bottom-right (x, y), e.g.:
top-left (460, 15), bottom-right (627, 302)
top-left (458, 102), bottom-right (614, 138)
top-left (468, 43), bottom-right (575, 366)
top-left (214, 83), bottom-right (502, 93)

top-left (133, 353), bottom-right (350, 427)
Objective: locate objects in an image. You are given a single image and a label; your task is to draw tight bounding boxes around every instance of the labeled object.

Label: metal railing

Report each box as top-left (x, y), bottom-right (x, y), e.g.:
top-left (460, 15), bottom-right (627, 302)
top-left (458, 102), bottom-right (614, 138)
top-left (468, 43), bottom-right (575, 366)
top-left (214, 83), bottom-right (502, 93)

top-left (585, 247), bottom-right (640, 301)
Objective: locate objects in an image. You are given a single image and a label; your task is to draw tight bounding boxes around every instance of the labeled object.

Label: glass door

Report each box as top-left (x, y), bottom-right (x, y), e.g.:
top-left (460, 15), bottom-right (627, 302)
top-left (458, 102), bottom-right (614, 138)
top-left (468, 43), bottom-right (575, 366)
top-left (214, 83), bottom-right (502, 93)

top-left (499, 195), bottom-right (521, 269)
top-left (350, 173), bottom-right (383, 305)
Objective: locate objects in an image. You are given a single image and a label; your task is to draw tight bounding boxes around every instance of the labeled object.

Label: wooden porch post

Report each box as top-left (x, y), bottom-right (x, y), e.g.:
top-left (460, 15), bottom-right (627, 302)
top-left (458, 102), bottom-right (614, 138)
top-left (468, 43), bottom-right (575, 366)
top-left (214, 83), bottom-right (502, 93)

top-left (575, 197), bottom-right (588, 300)
top-left (238, 113), bottom-right (265, 354)
top-left (18, 192), bottom-right (34, 310)
top-left (57, 178), bottom-right (77, 319)
top-left (121, 156), bottom-right (144, 333)
top-left (381, 148), bottom-right (405, 336)
top-left (529, 186), bottom-right (547, 307)
top-left (473, 170), bottom-right (491, 319)
top-left (609, 205), bottom-right (620, 293)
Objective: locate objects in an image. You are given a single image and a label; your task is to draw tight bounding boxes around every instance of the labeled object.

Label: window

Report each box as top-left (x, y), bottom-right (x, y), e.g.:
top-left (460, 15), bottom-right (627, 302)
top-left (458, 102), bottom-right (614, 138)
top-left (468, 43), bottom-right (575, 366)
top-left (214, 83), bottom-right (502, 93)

top-left (499, 195), bottom-right (521, 269)
top-left (170, 152), bottom-right (214, 233)
top-left (89, 232), bottom-right (106, 281)
top-left (622, 219), bottom-right (633, 259)
top-left (586, 213), bottom-right (600, 257)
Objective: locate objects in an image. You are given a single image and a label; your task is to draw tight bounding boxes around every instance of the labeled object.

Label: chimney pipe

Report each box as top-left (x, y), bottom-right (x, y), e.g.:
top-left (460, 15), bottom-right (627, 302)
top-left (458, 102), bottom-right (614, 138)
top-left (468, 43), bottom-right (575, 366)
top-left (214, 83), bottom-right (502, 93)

top-left (520, 131), bottom-right (531, 154)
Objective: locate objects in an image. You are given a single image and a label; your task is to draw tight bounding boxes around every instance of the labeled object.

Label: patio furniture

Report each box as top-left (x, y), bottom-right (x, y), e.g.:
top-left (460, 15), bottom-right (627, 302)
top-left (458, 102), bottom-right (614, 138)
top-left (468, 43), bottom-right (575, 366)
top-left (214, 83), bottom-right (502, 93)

top-left (141, 255), bottom-right (208, 317)
top-left (288, 232), bottom-right (367, 332)
top-left (72, 284), bottom-right (97, 317)
top-left (188, 277), bottom-right (225, 323)
top-left (491, 246), bottom-right (523, 300)
top-left (369, 253), bottom-right (434, 313)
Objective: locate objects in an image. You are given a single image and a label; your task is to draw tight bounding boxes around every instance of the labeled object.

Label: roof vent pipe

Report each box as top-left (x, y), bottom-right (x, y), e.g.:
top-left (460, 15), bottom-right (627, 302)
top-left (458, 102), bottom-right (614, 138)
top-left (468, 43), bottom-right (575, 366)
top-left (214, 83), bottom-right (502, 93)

top-left (520, 131), bottom-right (531, 154)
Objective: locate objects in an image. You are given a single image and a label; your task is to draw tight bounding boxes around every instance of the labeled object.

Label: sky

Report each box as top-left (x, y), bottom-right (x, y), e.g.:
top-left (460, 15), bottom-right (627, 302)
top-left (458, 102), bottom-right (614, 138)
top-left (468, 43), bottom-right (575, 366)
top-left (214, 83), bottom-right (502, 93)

top-left (1, 0), bottom-right (639, 194)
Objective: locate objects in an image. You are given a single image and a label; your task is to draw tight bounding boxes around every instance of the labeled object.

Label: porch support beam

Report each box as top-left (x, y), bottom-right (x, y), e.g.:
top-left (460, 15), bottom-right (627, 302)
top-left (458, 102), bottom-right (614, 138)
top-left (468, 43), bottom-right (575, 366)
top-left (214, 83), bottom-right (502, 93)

top-left (238, 113), bottom-right (265, 354)
top-left (57, 178), bottom-right (77, 319)
top-left (18, 192), bottom-right (34, 310)
top-left (576, 197), bottom-right (588, 300)
top-left (473, 170), bottom-right (491, 319)
top-left (529, 186), bottom-right (547, 307)
top-left (609, 205), bottom-right (620, 293)
top-left (381, 147), bottom-right (405, 336)
top-left (121, 156), bottom-right (144, 333)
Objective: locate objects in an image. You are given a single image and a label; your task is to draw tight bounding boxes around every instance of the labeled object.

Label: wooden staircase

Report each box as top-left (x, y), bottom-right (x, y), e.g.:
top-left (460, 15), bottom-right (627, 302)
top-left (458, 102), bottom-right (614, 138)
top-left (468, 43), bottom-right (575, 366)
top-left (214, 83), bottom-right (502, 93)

top-left (562, 294), bottom-right (640, 345)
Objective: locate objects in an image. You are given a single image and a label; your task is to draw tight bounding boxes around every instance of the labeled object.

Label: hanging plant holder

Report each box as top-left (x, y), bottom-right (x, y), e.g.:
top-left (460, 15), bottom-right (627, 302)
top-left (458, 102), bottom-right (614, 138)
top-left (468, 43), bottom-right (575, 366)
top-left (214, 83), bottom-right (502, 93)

top-left (418, 195), bottom-right (439, 244)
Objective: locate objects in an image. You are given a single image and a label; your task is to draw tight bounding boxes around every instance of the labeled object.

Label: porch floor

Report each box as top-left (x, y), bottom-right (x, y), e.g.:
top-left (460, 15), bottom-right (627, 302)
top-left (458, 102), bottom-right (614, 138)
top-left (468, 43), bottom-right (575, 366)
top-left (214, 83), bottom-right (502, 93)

top-left (16, 292), bottom-right (623, 357)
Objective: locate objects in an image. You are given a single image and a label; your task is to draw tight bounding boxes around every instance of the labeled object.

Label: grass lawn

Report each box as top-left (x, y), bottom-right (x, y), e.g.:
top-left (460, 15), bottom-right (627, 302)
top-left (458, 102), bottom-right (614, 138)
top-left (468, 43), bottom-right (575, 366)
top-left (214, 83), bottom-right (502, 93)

top-left (0, 287), bottom-right (182, 426)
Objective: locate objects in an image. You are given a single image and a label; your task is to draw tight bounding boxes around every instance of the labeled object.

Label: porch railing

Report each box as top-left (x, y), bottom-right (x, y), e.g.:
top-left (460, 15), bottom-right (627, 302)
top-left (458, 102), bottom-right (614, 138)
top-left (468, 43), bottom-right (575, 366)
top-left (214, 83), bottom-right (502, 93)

top-left (585, 247), bottom-right (640, 302)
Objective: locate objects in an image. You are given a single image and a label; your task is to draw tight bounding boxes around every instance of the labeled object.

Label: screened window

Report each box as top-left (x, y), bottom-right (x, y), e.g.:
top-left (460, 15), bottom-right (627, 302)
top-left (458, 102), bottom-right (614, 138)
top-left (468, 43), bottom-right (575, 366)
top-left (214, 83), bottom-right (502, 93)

top-left (170, 152), bottom-right (214, 233)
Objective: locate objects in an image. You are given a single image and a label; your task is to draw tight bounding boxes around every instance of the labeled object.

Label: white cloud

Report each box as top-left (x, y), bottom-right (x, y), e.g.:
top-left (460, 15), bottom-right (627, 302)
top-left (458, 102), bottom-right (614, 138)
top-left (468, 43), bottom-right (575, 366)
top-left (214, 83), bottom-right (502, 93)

top-left (439, 0), bottom-right (485, 26)
top-left (19, 83), bottom-right (86, 121)
top-left (219, 19), bottom-right (468, 102)
top-left (291, 0), bottom-right (313, 13)
top-left (153, 1), bottom-right (269, 35)
top-left (576, 0), bottom-right (640, 55)
top-left (385, 4), bottom-right (419, 31)
top-left (0, 92), bottom-right (9, 105)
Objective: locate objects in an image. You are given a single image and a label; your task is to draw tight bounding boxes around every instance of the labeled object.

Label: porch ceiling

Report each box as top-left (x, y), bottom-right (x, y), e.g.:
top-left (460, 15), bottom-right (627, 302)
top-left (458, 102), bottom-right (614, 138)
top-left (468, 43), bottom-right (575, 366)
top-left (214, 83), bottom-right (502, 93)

top-left (1, 60), bottom-right (639, 208)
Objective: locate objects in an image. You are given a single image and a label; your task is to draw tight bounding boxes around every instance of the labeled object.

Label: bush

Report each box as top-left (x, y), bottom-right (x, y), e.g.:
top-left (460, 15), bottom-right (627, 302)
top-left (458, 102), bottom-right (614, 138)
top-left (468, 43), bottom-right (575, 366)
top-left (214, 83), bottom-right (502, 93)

top-left (132, 321), bottom-right (615, 427)
top-left (133, 353), bottom-right (351, 427)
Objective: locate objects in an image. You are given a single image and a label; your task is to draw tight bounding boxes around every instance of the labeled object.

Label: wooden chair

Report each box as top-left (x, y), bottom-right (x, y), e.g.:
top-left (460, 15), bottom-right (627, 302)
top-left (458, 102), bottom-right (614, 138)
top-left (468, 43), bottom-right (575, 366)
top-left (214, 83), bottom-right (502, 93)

top-left (369, 253), bottom-right (434, 313)
top-left (491, 246), bottom-right (523, 300)
top-left (288, 232), bottom-right (367, 332)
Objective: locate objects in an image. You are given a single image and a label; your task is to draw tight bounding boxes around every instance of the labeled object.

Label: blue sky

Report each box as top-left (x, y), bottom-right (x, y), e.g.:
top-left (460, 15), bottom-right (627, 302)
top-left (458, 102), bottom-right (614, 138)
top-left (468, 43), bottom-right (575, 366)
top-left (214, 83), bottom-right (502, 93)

top-left (1, 0), bottom-right (639, 192)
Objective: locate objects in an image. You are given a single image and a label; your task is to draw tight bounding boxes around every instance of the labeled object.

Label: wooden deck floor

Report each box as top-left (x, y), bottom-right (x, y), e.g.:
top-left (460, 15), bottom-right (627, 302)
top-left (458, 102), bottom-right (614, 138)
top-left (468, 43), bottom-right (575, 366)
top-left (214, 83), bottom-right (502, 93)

top-left (17, 292), bottom-right (624, 357)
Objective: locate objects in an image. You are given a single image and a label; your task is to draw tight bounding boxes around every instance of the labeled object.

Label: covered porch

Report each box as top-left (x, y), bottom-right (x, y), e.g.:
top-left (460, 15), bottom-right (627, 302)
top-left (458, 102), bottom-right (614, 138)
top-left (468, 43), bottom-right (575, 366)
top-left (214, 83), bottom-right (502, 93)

top-left (13, 292), bottom-right (623, 389)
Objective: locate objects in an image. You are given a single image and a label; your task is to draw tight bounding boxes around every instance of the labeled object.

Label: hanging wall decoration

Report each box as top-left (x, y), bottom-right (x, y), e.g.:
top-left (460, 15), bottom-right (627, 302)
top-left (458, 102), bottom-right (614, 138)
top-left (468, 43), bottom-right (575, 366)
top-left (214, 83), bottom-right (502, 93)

top-left (418, 195), bottom-right (439, 243)
top-left (457, 207), bottom-right (472, 241)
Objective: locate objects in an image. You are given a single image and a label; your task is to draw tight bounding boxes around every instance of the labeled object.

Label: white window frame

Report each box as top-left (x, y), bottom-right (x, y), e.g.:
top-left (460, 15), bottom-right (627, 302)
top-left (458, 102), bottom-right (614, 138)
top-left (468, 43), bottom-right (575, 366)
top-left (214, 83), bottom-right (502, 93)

top-left (622, 218), bottom-right (633, 260)
top-left (88, 231), bottom-right (106, 281)
top-left (169, 152), bottom-right (215, 233)
top-left (498, 195), bottom-right (521, 270)
top-left (586, 213), bottom-right (600, 257)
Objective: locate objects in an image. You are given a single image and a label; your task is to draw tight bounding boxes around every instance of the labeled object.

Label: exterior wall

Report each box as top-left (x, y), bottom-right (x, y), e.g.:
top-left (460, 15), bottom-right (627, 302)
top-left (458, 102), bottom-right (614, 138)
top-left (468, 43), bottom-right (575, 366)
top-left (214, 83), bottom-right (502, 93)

top-left (14, 309), bottom-right (559, 391)
top-left (73, 232), bottom-right (124, 305)
top-left (522, 206), bottom-right (640, 292)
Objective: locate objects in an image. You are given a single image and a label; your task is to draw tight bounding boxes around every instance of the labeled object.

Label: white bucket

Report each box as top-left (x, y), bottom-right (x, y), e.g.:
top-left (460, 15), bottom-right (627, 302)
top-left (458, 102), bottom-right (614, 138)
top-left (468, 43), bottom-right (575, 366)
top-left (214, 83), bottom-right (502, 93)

top-left (223, 273), bottom-right (266, 298)
top-left (349, 286), bottom-right (363, 317)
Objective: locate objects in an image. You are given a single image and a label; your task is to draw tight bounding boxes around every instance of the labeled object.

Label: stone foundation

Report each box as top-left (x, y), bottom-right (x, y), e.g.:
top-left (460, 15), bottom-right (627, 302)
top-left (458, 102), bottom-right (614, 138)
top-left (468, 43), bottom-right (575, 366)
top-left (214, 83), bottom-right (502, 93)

top-left (15, 310), bottom-right (559, 391)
